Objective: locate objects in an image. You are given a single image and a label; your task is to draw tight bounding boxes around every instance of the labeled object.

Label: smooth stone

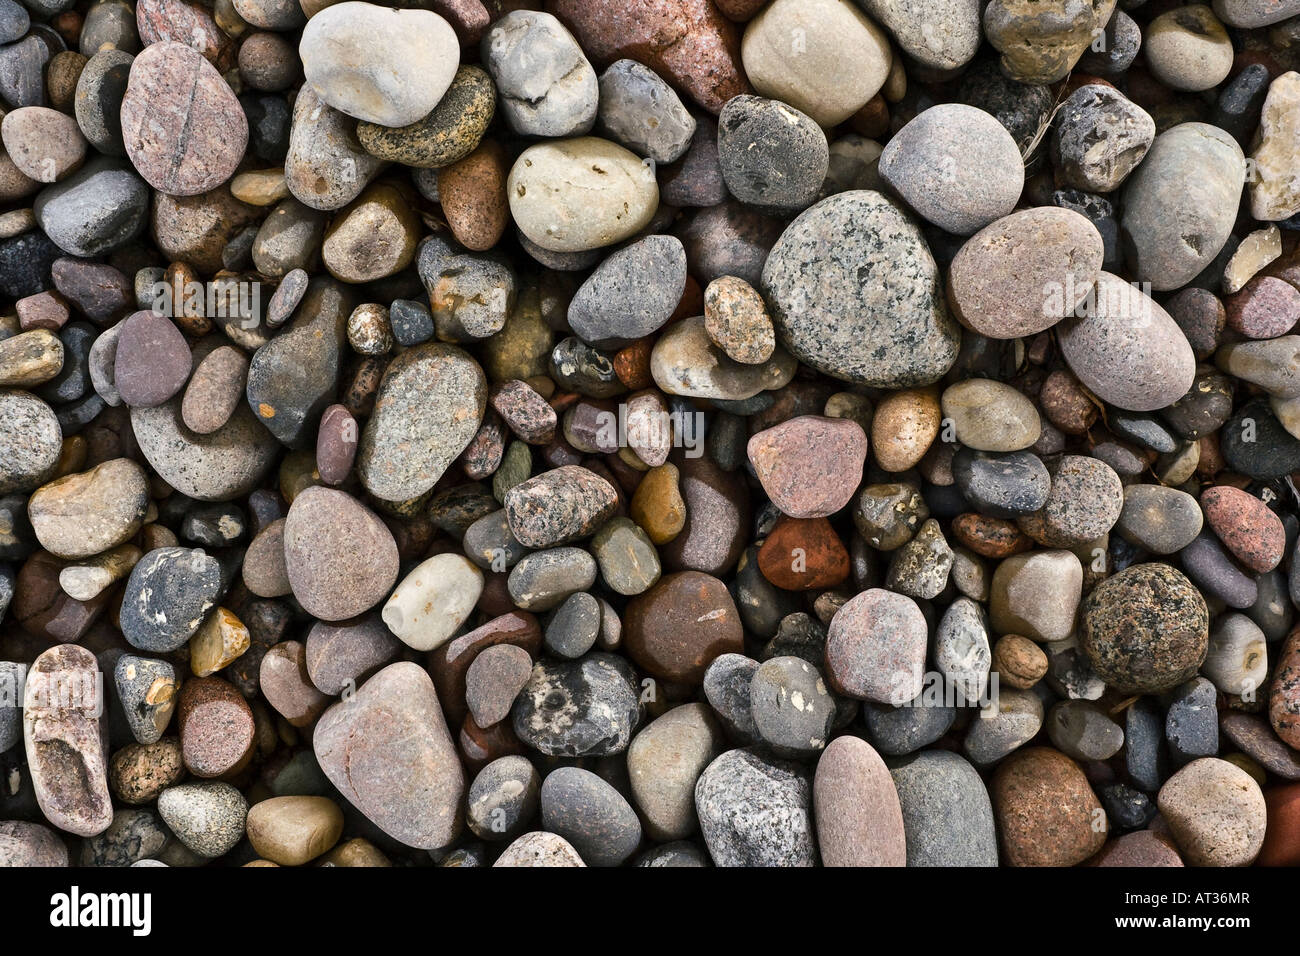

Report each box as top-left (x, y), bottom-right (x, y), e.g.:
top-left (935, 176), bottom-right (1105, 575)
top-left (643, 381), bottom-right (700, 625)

top-left (540, 766), bottom-right (641, 867)
top-left (1145, 5), bottom-right (1234, 93)
top-left (507, 547), bottom-right (598, 612)
top-left (1048, 699), bottom-right (1124, 762)
top-left (749, 656), bottom-right (835, 757)
top-left (482, 10), bottom-right (596, 138)
top-left (33, 157), bottom-right (148, 257)
top-left (703, 275), bottom-right (774, 364)
top-left (466, 644), bottom-right (533, 727)
top-left (597, 59), bottom-right (695, 164)
top-left (888, 750), bottom-right (998, 866)
top-left (304, 614), bottom-right (402, 696)
top-left (567, 235), bottom-right (686, 348)
top-left (23, 644), bottom-right (113, 837)
top-left (356, 342), bottom-right (486, 502)
top-left (283, 487), bottom-right (398, 622)
top-left (131, 400), bottom-right (278, 502)
top-left (314, 662), bottom-right (464, 850)
top-left (951, 449), bottom-right (1050, 519)
top-left (510, 652), bottom-right (641, 757)
top-left (466, 755), bottom-right (540, 842)
top-left (182, 346), bottom-right (248, 434)
top-left (941, 379), bottom-right (1040, 452)
top-left (1121, 123), bottom-right (1246, 292)
top-left (493, 831), bottom-right (585, 867)
top-left (120, 42), bottom-right (246, 196)
top-left (28, 457), bottom-right (147, 559)
top-left (649, 316), bottom-right (796, 400)
top-left (992, 747), bottom-right (1106, 866)
top-left (624, 570), bottom-right (743, 684)
top-left (1117, 485), bottom-right (1203, 554)
top-left (825, 588), bottom-right (927, 704)
top-left (1080, 563), bottom-right (1210, 694)
top-left (156, 781), bottom-right (247, 858)
top-left (814, 735), bottom-right (906, 867)
top-left (741, 0), bottom-right (890, 127)
top-left (382, 554), bottom-right (483, 651)
top-left (627, 703), bottom-right (723, 840)
top-left (703, 652), bottom-right (760, 743)
top-left (1058, 273), bottom-right (1195, 412)
top-left (1, 106), bottom-right (86, 183)
top-left (1157, 757), bottom-right (1265, 866)
top-left (299, 2), bottom-right (459, 127)
top-left (590, 517), bottom-right (660, 596)
top-left (858, 0), bottom-right (979, 72)
top-left (508, 137), bottom-right (658, 253)
top-left (112, 311), bottom-right (191, 408)
top-left (0, 821), bottom-right (69, 866)
top-left (963, 686), bottom-right (1043, 766)
top-left (760, 190), bottom-right (960, 387)
top-left (747, 415), bottom-right (867, 519)
top-left (1166, 676), bottom-right (1219, 765)
top-left (695, 748), bottom-right (816, 867)
top-left (1251, 71), bottom-right (1300, 221)
top-left (246, 795), bottom-right (343, 866)
top-left (504, 465), bottom-right (618, 549)
top-left (1202, 485), bottom-right (1285, 573)
top-left (989, 550), bottom-right (1083, 643)
top-left (1017, 455), bottom-right (1123, 548)
top-left (879, 104), bottom-right (1024, 237)
top-left (0, 390), bottom-right (61, 493)
top-left (119, 547), bottom-right (221, 652)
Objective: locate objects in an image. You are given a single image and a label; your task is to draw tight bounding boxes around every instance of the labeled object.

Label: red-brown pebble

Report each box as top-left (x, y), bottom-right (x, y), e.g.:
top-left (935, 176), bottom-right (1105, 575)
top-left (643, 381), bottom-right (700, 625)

top-left (1257, 782), bottom-right (1300, 866)
top-left (623, 571), bottom-right (743, 684)
top-left (756, 516), bottom-right (850, 590)
top-left (177, 676), bottom-right (255, 778)
top-left (747, 415), bottom-right (867, 519)
top-left (113, 311), bottom-right (192, 408)
top-left (991, 746), bottom-right (1107, 867)
top-left (1225, 275), bottom-right (1300, 339)
top-left (1201, 485), bottom-right (1285, 572)
top-left (315, 404), bottom-right (358, 485)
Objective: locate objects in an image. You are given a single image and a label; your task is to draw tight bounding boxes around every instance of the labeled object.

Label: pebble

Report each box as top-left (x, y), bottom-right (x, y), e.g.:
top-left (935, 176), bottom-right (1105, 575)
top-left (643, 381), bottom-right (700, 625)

top-left (357, 342), bottom-right (485, 501)
top-left (761, 191), bottom-right (959, 387)
top-left (1251, 71), bottom-right (1300, 221)
top-left (508, 137), bottom-right (658, 253)
top-left (748, 416), bottom-right (866, 519)
top-left (510, 652), bottom-right (641, 757)
top-left (984, 0), bottom-right (1115, 83)
top-left (467, 755), bottom-right (539, 842)
top-left (283, 487), bottom-right (398, 621)
top-left (963, 686), bottom-right (1043, 766)
top-left (717, 94), bottom-right (827, 216)
top-left (300, 2), bottom-right (458, 127)
top-left (889, 749), bottom-right (998, 866)
top-left (879, 104), bottom-right (1024, 237)
top-left (119, 546), bottom-right (222, 652)
top-left (23, 644), bottom-right (113, 836)
top-left (1121, 124), bottom-right (1245, 292)
top-left (357, 65), bottom-right (495, 169)
top-left (114, 654), bottom-right (178, 745)
top-left (120, 42), bottom-right (246, 195)
top-left (27, 457), bottom-right (147, 559)
top-left (566, 234), bottom-right (686, 348)
top-left (493, 831), bottom-right (585, 867)
top-left (465, 644), bottom-right (533, 727)
top-left (304, 614), bottom-right (402, 696)
top-left (1157, 757), bottom-right (1265, 866)
top-left (483, 11), bottom-right (596, 138)
top-left (113, 310), bottom-right (192, 408)
top-left (826, 588), bottom-right (927, 704)
top-left (590, 517), bottom-right (660, 596)
top-left (991, 747), bottom-right (1106, 866)
top-left (131, 399), bottom-right (278, 501)
top-left (177, 676), bottom-right (254, 777)
top-left (627, 703), bottom-right (723, 840)
top-left (695, 748), bottom-right (816, 866)
top-left (741, 0), bottom-right (889, 127)
top-left (813, 735), bottom-right (906, 867)
top-left (597, 59), bottom-right (694, 164)
top-left (1080, 563), bottom-right (1210, 694)
top-left (624, 571), bottom-right (742, 684)
top-left (156, 781), bottom-right (247, 858)
top-left (1018, 455), bottom-right (1122, 548)
top-left (382, 553), bottom-right (483, 651)
top-left (34, 157), bottom-right (149, 257)
top-left (1116, 485), bottom-right (1203, 554)
top-left (507, 547), bottom-right (598, 612)
top-left (314, 662), bottom-right (464, 849)
top-left (182, 346), bottom-right (248, 434)
top-left (540, 766), bottom-right (641, 867)
top-left (1052, 85), bottom-right (1154, 193)
top-left (1201, 485), bottom-right (1284, 573)
top-left (989, 549), bottom-right (1083, 643)
top-left (247, 796), bottom-right (343, 866)
top-left (1145, 5), bottom-right (1234, 93)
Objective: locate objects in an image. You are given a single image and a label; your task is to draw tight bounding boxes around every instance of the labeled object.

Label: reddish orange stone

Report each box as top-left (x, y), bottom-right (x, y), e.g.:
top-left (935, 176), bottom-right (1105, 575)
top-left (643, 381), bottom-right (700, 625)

top-left (756, 516), bottom-right (850, 590)
top-left (1258, 782), bottom-right (1300, 866)
top-left (951, 513), bottom-right (1035, 559)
